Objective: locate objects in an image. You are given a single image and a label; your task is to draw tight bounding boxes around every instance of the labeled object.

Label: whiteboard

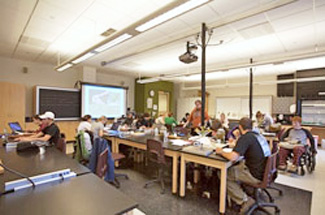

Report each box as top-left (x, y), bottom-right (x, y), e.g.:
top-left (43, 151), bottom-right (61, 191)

top-left (216, 96), bottom-right (272, 120)
top-left (216, 97), bottom-right (241, 119)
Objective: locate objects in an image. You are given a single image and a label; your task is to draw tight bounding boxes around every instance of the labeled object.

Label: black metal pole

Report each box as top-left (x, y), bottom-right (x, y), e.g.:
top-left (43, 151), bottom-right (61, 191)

top-left (201, 23), bottom-right (206, 127)
top-left (249, 58), bottom-right (253, 119)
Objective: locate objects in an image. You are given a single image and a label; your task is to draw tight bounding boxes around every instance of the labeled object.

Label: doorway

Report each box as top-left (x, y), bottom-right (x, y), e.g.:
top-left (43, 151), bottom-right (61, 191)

top-left (158, 91), bottom-right (170, 115)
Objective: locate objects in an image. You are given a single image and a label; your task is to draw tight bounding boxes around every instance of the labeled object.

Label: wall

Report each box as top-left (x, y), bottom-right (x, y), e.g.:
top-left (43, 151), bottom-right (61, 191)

top-left (135, 80), bottom-right (174, 117)
top-left (176, 75), bottom-right (277, 118)
top-left (96, 70), bottom-right (135, 111)
top-left (0, 56), bottom-right (80, 117)
top-left (0, 56), bottom-right (136, 118)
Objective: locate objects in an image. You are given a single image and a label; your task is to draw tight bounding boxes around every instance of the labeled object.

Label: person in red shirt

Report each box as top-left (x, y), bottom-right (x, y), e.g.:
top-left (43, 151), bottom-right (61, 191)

top-left (32, 115), bottom-right (48, 133)
top-left (184, 100), bottom-right (209, 129)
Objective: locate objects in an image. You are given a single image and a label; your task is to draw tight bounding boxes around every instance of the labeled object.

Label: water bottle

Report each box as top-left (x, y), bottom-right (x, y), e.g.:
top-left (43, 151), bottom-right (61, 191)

top-left (154, 127), bottom-right (159, 136)
top-left (3, 128), bottom-right (9, 143)
top-left (163, 131), bottom-right (169, 143)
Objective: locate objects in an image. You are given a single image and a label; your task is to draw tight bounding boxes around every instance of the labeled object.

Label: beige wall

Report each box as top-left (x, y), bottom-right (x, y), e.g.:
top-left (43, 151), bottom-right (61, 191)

top-left (176, 75), bottom-right (278, 118)
top-left (0, 56), bottom-right (135, 117)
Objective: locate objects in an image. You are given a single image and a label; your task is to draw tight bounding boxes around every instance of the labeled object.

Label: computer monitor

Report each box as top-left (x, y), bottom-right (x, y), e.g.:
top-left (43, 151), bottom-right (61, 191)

top-left (8, 122), bottom-right (24, 133)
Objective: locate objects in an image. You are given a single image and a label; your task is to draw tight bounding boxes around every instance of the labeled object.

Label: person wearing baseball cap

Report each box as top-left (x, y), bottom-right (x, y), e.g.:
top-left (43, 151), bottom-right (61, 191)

top-left (17, 111), bottom-right (60, 145)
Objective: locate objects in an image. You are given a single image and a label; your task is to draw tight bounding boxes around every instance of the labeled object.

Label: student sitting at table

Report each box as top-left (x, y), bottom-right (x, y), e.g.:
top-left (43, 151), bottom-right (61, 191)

top-left (31, 114), bottom-right (48, 133)
top-left (155, 113), bottom-right (166, 125)
top-left (136, 112), bottom-right (154, 129)
top-left (123, 112), bottom-right (134, 127)
top-left (78, 114), bottom-right (93, 152)
top-left (256, 111), bottom-right (274, 131)
top-left (215, 117), bottom-right (270, 213)
top-left (210, 119), bottom-right (226, 141)
top-left (16, 111), bottom-right (60, 145)
top-left (92, 116), bottom-right (107, 140)
top-left (278, 116), bottom-right (316, 173)
top-left (180, 112), bottom-right (190, 124)
top-left (165, 112), bottom-right (178, 127)
top-left (227, 125), bottom-right (241, 148)
top-left (219, 113), bottom-right (229, 129)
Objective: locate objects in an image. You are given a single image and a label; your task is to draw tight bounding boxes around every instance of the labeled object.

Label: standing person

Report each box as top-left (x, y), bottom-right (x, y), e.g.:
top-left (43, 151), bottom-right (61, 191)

top-left (256, 111), bottom-right (274, 131)
top-left (220, 113), bottom-right (229, 129)
top-left (184, 100), bottom-right (209, 129)
top-left (78, 114), bottom-right (93, 152)
top-left (278, 116), bottom-right (315, 173)
top-left (92, 116), bottom-right (107, 140)
top-left (16, 111), bottom-right (60, 145)
top-left (215, 117), bottom-right (270, 212)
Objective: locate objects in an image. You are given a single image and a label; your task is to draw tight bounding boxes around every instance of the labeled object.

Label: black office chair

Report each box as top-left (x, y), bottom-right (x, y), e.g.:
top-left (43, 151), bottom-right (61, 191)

top-left (242, 151), bottom-right (281, 215)
top-left (144, 139), bottom-right (166, 194)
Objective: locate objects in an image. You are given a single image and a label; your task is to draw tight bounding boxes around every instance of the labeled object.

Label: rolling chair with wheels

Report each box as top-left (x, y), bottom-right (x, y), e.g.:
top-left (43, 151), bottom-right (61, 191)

top-left (90, 138), bottom-right (128, 188)
top-left (144, 139), bottom-right (166, 194)
top-left (242, 151), bottom-right (281, 215)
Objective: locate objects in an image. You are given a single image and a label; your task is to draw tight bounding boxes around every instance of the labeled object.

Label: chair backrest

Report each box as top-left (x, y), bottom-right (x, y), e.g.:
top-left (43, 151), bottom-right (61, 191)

top-left (146, 139), bottom-right (165, 164)
top-left (96, 148), bottom-right (108, 178)
top-left (165, 124), bottom-right (172, 133)
top-left (56, 137), bottom-right (66, 154)
top-left (260, 151), bottom-right (278, 188)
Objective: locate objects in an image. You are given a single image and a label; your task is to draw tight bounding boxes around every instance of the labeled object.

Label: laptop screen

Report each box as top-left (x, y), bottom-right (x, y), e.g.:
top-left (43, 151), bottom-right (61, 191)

top-left (8, 122), bottom-right (23, 132)
top-left (111, 122), bottom-right (121, 131)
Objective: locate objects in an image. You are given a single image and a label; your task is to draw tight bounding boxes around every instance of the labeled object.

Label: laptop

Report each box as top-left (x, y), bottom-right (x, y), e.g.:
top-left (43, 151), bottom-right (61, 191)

top-left (110, 122), bottom-right (121, 131)
top-left (8, 122), bottom-right (25, 133)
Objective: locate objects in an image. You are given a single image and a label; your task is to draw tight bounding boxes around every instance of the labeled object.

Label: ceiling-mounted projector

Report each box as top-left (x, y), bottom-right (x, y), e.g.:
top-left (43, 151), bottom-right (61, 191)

top-left (179, 52), bottom-right (198, 64)
top-left (179, 41), bottom-right (198, 64)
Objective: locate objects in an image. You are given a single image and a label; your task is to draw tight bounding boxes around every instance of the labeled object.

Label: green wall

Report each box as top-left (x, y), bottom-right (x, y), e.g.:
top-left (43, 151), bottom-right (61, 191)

top-left (135, 79), bottom-right (174, 117)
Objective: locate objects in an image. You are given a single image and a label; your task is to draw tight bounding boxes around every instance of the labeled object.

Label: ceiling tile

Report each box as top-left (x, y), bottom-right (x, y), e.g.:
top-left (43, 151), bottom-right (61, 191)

top-left (276, 25), bottom-right (316, 52)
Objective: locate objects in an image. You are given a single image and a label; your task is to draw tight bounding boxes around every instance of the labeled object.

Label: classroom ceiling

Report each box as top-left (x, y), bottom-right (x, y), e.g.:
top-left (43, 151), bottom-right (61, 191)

top-left (1, 0), bottom-right (325, 82)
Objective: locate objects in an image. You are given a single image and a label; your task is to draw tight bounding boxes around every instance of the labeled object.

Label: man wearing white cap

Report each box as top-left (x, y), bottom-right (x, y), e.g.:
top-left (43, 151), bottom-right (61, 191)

top-left (17, 111), bottom-right (60, 145)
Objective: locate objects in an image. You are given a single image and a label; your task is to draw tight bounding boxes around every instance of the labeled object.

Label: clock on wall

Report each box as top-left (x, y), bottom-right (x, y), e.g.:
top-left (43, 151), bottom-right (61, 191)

top-left (149, 90), bottom-right (155, 97)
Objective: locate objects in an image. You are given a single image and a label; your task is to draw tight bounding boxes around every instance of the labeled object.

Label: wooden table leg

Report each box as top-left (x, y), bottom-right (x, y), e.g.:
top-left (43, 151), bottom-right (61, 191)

top-left (180, 154), bottom-right (186, 197)
top-left (114, 141), bottom-right (120, 167)
top-left (219, 165), bottom-right (227, 214)
top-left (172, 153), bottom-right (178, 194)
top-left (194, 163), bottom-right (200, 184)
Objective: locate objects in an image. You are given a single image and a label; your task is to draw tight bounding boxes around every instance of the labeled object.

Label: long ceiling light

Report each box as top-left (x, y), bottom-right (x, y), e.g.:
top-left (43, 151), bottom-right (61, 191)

top-left (95, 33), bottom-right (133, 52)
top-left (135, 0), bottom-right (210, 32)
top-left (57, 63), bottom-right (73, 72)
top-left (71, 52), bottom-right (96, 64)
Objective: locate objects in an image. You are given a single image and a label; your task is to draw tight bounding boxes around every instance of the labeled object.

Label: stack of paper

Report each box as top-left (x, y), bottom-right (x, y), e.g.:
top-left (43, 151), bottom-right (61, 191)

top-left (170, 139), bottom-right (191, 146)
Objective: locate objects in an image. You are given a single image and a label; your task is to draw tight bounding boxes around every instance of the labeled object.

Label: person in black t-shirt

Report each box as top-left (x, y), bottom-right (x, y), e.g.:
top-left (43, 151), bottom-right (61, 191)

top-left (215, 117), bottom-right (271, 211)
top-left (16, 111), bottom-right (60, 145)
top-left (136, 112), bottom-right (154, 129)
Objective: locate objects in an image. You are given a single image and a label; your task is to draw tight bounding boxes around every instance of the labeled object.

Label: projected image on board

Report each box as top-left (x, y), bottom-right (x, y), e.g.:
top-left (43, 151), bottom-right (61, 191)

top-left (82, 84), bottom-right (127, 119)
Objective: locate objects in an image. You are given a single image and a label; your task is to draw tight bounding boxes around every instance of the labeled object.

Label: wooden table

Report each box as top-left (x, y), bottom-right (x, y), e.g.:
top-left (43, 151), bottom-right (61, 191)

top-left (179, 151), bottom-right (233, 215)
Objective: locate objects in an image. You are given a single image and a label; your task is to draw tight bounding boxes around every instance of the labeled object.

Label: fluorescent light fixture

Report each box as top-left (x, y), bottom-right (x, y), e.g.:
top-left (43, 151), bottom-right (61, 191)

top-left (137, 78), bottom-right (160, 84)
top-left (57, 63), bottom-right (73, 72)
top-left (135, 0), bottom-right (209, 32)
top-left (95, 33), bottom-right (132, 52)
top-left (319, 92), bottom-right (325, 96)
top-left (72, 52), bottom-right (96, 64)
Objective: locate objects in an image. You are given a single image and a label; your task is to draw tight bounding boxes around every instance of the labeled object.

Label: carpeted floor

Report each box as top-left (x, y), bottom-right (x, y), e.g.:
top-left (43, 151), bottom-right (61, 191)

top-left (114, 163), bottom-right (312, 215)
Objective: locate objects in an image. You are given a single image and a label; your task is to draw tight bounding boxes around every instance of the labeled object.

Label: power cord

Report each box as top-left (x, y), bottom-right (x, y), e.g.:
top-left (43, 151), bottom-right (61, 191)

top-left (0, 162), bottom-right (35, 195)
